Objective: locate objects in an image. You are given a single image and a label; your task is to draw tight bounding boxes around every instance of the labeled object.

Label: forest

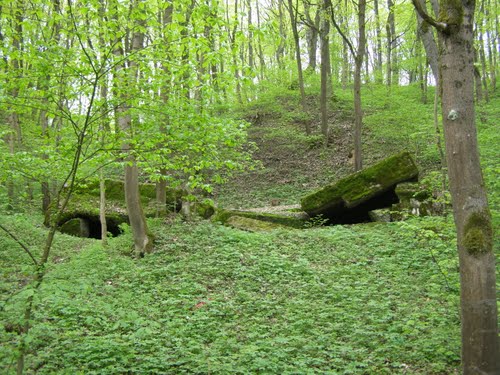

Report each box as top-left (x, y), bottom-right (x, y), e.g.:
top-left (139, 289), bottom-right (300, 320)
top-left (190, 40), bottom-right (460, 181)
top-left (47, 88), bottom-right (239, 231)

top-left (0, 0), bottom-right (498, 373)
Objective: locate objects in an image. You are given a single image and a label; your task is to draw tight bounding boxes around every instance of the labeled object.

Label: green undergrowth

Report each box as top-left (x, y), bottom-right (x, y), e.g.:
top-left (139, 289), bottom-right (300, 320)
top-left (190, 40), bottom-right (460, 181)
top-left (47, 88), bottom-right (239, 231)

top-left (1, 215), bottom-right (471, 374)
top-left (1, 86), bottom-right (499, 374)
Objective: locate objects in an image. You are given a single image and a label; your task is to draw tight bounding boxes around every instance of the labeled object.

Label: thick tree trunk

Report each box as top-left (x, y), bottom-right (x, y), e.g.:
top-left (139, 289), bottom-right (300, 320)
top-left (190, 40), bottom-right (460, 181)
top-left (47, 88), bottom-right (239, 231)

top-left (436, 1), bottom-right (499, 372)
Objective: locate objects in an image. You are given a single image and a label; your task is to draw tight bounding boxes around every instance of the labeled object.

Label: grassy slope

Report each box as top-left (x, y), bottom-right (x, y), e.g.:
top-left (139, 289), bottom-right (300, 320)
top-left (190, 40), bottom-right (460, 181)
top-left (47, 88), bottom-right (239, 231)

top-left (1, 85), bottom-right (498, 374)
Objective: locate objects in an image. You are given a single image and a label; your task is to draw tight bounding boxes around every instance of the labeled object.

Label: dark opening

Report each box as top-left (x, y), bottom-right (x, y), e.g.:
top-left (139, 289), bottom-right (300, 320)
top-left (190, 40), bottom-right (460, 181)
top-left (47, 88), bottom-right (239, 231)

top-left (58, 214), bottom-right (124, 239)
top-left (321, 188), bottom-right (400, 225)
top-left (83, 215), bottom-right (123, 239)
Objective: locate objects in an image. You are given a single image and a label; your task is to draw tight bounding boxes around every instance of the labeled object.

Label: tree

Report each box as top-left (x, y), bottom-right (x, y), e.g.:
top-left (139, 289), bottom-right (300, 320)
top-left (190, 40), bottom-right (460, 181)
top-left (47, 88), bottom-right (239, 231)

top-left (414, 0), bottom-right (438, 82)
top-left (286, 0), bottom-right (309, 132)
top-left (112, 0), bottom-right (152, 256)
top-left (328, 0), bottom-right (366, 170)
top-left (412, 0), bottom-right (500, 372)
top-left (319, 4), bottom-right (330, 141)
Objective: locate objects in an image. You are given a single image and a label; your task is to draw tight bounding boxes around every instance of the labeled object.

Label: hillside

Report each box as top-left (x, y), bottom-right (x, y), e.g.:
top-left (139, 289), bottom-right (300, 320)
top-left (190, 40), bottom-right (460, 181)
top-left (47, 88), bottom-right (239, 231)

top-left (1, 85), bottom-right (499, 374)
top-left (217, 84), bottom-right (446, 210)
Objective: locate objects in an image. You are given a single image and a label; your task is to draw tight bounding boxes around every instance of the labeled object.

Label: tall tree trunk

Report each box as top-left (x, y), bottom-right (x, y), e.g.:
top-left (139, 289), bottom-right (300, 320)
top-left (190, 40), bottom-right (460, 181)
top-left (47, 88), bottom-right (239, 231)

top-left (255, 0), bottom-right (265, 80)
top-left (304, 4), bottom-right (320, 71)
top-left (412, 0), bottom-right (499, 372)
top-left (327, 0), bottom-right (364, 169)
top-left (417, 41), bottom-right (428, 103)
top-left (286, 0), bottom-right (309, 132)
top-left (477, 8), bottom-right (489, 102)
top-left (415, 0), bottom-right (439, 82)
top-left (474, 65), bottom-right (483, 103)
top-left (492, 0), bottom-right (499, 91)
top-left (227, 0), bottom-right (242, 103)
top-left (353, 0), bottom-right (366, 171)
top-left (386, 0), bottom-right (397, 86)
top-left (320, 4), bottom-right (330, 140)
top-left (156, 4), bottom-right (173, 217)
top-left (6, 2), bottom-right (23, 209)
top-left (113, 0), bottom-right (151, 256)
top-left (373, 0), bottom-right (383, 82)
top-left (276, 0), bottom-right (286, 68)
top-left (341, 36), bottom-right (349, 89)
top-left (247, 0), bottom-right (254, 70)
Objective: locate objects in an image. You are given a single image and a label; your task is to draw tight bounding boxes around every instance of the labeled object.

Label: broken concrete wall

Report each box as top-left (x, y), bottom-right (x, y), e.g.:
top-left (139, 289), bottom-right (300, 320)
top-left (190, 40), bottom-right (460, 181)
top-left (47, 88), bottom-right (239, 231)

top-left (300, 152), bottom-right (419, 224)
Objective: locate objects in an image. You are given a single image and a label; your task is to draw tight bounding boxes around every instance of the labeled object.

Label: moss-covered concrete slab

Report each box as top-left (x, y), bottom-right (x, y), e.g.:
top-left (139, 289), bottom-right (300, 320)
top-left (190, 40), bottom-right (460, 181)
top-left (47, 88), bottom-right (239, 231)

top-left (75, 179), bottom-right (183, 209)
top-left (300, 152), bottom-right (418, 223)
top-left (213, 208), bottom-right (309, 229)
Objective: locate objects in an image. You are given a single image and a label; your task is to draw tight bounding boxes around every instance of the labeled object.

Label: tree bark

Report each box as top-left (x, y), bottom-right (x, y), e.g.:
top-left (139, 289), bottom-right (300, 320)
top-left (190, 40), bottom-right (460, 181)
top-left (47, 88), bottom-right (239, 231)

top-left (341, 35), bottom-right (349, 89)
top-left (415, 0), bottom-right (439, 82)
top-left (6, 2), bottom-right (24, 209)
top-left (156, 4), bottom-right (173, 218)
top-left (286, 0), bottom-right (309, 132)
top-left (113, 0), bottom-right (151, 256)
top-left (320, 3), bottom-right (330, 141)
top-left (373, 0), bottom-right (383, 82)
top-left (386, 0), bottom-right (397, 85)
top-left (304, 3), bottom-right (320, 71)
top-left (247, 0), bottom-right (254, 70)
top-left (353, 0), bottom-right (366, 171)
top-left (412, 0), bottom-right (500, 371)
top-left (275, 0), bottom-right (286, 68)
top-left (256, 0), bottom-right (265, 80)
top-left (477, 8), bottom-right (489, 102)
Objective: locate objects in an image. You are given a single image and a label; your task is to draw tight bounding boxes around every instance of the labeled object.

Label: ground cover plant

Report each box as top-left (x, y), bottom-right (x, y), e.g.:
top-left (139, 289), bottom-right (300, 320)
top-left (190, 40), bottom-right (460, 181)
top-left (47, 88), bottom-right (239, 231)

top-left (1, 87), bottom-right (499, 374)
top-left (2, 216), bottom-right (462, 374)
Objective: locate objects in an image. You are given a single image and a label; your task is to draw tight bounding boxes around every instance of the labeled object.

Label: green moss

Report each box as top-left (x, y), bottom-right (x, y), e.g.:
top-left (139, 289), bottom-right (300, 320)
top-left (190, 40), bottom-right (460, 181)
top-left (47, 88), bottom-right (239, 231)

top-left (301, 152), bottom-right (419, 215)
top-left (213, 209), bottom-right (308, 229)
top-left (194, 199), bottom-right (216, 219)
top-left (462, 211), bottom-right (493, 256)
top-left (226, 216), bottom-right (287, 232)
top-left (104, 180), bottom-right (126, 200)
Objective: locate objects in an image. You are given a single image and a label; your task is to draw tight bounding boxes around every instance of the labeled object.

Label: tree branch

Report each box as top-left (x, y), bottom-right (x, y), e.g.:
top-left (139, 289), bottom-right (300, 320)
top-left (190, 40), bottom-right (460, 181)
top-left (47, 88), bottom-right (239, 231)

top-left (0, 224), bottom-right (39, 266)
top-left (326, 0), bottom-right (356, 58)
top-left (411, 0), bottom-right (447, 32)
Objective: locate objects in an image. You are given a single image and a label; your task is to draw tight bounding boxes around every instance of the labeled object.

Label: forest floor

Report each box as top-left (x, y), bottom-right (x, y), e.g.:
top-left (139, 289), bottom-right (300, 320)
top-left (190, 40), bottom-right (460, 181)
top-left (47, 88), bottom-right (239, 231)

top-left (1, 84), bottom-right (499, 374)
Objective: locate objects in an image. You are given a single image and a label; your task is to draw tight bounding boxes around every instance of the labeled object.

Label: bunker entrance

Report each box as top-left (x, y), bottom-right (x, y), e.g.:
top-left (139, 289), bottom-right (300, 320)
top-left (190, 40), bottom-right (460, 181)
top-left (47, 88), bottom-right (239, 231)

top-left (58, 214), bottom-right (125, 239)
top-left (320, 188), bottom-right (400, 225)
